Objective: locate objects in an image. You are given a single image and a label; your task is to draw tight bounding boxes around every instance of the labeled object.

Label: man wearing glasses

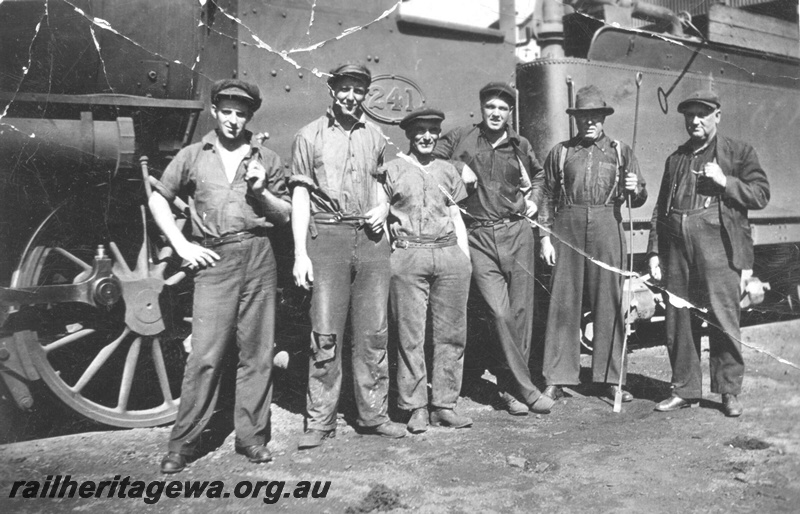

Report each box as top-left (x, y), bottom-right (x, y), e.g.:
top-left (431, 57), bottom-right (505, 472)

top-left (647, 90), bottom-right (770, 417)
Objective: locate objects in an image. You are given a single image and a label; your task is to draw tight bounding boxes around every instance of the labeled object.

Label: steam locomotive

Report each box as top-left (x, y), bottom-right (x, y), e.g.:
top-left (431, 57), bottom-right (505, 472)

top-left (1, 0), bottom-right (797, 429)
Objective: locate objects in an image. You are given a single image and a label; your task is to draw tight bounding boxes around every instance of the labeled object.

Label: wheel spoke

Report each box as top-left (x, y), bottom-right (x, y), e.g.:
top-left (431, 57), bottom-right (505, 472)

top-left (42, 328), bottom-right (96, 354)
top-left (157, 244), bottom-right (174, 261)
top-left (136, 206), bottom-right (150, 275)
top-left (52, 247), bottom-right (92, 272)
top-left (165, 271), bottom-right (187, 287)
top-left (71, 327), bottom-right (130, 394)
top-left (117, 336), bottom-right (142, 411)
top-left (151, 337), bottom-right (175, 406)
top-left (109, 242), bottom-right (132, 275)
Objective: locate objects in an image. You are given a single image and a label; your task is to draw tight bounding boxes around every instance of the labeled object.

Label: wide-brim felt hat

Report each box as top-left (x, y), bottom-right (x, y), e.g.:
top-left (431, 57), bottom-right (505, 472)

top-left (211, 79), bottom-right (262, 112)
top-left (327, 63), bottom-right (372, 87)
top-left (677, 89), bottom-right (721, 113)
top-left (399, 108), bottom-right (445, 130)
top-left (566, 85), bottom-right (614, 116)
top-left (479, 82), bottom-right (516, 105)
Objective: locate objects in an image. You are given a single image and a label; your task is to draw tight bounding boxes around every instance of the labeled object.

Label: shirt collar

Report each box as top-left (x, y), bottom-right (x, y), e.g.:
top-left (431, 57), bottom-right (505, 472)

top-left (326, 107), bottom-right (366, 129)
top-left (477, 123), bottom-right (520, 145)
top-left (202, 129), bottom-right (255, 149)
top-left (678, 135), bottom-right (717, 155)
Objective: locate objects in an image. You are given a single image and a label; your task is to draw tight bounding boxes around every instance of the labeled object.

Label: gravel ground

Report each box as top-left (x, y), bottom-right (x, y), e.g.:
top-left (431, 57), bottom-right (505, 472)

top-left (1, 321), bottom-right (799, 513)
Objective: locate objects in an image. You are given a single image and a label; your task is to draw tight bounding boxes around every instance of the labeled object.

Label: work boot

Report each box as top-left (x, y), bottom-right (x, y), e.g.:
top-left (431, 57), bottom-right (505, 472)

top-left (235, 444), bottom-right (272, 463)
top-left (529, 394), bottom-right (555, 414)
top-left (543, 385), bottom-right (564, 401)
top-left (605, 385), bottom-right (633, 403)
top-left (297, 428), bottom-right (336, 450)
top-left (430, 408), bottom-right (473, 429)
top-left (407, 407), bottom-right (429, 433)
top-left (160, 452), bottom-right (187, 474)
top-left (498, 391), bottom-right (529, 416)
top-left (361, 421), bottom-right (406, 439)
top-left (722, 394), bottom-right (743, 417)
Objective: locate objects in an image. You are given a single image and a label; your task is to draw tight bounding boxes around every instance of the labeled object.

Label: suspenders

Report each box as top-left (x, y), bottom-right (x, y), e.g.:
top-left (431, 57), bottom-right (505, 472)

top-left (556, 140), bottom-right (623, 207)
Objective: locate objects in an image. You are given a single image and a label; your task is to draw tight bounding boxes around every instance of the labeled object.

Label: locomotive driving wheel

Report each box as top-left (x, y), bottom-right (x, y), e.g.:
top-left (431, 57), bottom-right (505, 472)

top-left (11, 203), bottom-right (192, 428)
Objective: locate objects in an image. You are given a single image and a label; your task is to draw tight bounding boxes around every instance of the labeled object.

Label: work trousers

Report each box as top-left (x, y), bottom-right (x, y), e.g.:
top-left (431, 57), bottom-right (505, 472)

top-left (543, 205), bottom-right (627, 385)
top-left (305, 222), bottom-right (391, 431)
top-left (390, 244), bottom-right (472, 410)
top-left (663, 208), bottom-right (744, 399)
top-left (468, 219), bottom-right (542, 404)
top-left (169, 236), bottom-right (276, 454)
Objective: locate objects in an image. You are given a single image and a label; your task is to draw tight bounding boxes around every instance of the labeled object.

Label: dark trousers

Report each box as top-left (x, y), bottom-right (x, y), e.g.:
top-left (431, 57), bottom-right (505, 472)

top-left (543, 205), bottom-right (627, 386)
top-left (168, 236), bottom-right (276, 454)
top-left (663, 208), bottom-right (744, 399)
top-left (468, 219), bottom-right (542, 404)
top-left (305, 222), bottom-right (391, 431)
top-left (390, 244), bottom-right (472, 410)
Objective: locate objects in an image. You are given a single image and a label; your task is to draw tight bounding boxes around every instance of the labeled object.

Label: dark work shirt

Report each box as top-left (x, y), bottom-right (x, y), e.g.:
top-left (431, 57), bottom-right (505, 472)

top-left (432, 124), bottom-right (544, 223)
top-left (672, 137), bottom-right (719, 210)
top-left (155, 130), bottom-right (289, 239)
top-left (540, 134), bottom-right (647, 229)
top-left (289, 109), bottom-right (386, 216)
top-left (383, 156), bottom-right (467, 244)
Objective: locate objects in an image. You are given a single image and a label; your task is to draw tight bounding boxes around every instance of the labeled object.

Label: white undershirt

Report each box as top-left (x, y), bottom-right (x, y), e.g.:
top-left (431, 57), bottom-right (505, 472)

top-left (216, 138), bottom-right (251, 184)
top-left (491, 131), bottom-right (508, 149)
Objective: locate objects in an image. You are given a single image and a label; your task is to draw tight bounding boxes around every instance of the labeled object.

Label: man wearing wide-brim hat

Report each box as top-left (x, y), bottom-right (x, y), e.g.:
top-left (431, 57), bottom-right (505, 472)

top-left (384, 108), bottom-right (473, 433)
top-left (539, 85), bottom-right (647, 404)
top-left (648, 89), bottom-right (770, 417)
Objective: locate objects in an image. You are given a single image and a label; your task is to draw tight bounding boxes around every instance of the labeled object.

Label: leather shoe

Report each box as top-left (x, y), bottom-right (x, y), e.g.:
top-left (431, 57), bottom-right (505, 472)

top-left (160, 452), bottom-right (187, 474)
top-left (430, 408), bottom-right (473, 429)
top-left (654, 396), bottom-right (696, 412)
top-left (530, 394), bottom-right (555, 414)
top-left (606, 385), bottom-right (633, 403)
top-left (407, 407), bottom-right (428, 433)
top-left (298, 428), bottom-right (336, 450)
top-left (722, 394), bottom-right (743, 417)
top-left (362, 421), bottom-right (406, 439)
top-left (498, 391), bottom-right (529, 416)
top-left (235, 444), bottom-right (273, 463)
top-left (543, 385), bottom-right (564, 401)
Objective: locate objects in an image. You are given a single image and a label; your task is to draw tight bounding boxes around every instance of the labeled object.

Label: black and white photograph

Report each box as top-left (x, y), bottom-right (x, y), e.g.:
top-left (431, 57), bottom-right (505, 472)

top-left (1, 0), bottom-right (799, 511)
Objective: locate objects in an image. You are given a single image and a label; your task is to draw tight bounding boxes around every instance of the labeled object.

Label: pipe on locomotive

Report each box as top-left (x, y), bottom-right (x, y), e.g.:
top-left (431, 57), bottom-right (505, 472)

top-left (0, 116), bottom-right (136, 176)
top-left (537, 0), bottom-right (685, 58)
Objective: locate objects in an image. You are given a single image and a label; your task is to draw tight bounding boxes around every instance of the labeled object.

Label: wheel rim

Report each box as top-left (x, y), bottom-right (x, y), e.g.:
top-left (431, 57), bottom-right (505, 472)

top-left (13, 204), bottom-right (191, 428)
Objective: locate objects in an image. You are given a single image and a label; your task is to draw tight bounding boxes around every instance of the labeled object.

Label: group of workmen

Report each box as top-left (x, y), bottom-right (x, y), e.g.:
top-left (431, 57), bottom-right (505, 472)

top-left (150, 63), bottom-right (769, 474)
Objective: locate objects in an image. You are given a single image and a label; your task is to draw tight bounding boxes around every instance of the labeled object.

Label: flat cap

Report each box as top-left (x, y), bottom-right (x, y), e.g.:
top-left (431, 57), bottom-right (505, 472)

top-left (566, 85), bottom-right (614, 116)
top-left (327, 63), bottom-right (372, 87)
top-left (479, 82), bottom-right (516, 104)
top-left (399, 108), bottom-right (445, 130)
top-left (677, 89), bottom-right (721, 113)
top-left (210, 79), bottom-right (262, 112)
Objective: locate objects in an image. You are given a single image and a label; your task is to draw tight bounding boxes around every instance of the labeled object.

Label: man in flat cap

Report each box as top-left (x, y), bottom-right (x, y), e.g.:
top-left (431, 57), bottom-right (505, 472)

top-left (433, 81), bottom-right (553, 416)
top-left (290, 63), bottom-right (405, 449)
top-left (648, 89), bottom-right (769, 417)
top-left (539, 85), bottom-right (647, 403)
top-left (151, 79), bottom-right (291, 473)
top-left (384, 108), bottom-right (473, 433)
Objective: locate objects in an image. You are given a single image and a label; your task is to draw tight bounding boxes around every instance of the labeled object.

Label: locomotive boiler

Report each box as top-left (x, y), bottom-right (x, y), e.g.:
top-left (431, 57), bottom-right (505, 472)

top-left (0, 0), bottom-right (797, 430)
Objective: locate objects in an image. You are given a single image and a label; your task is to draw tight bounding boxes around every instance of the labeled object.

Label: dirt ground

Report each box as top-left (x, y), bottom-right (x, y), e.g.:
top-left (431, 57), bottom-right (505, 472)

top-left (1, 320), bottom-right (799, 513)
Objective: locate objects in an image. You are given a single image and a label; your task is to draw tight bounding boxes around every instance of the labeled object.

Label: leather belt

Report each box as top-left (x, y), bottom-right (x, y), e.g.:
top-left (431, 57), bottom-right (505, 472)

top-left (198, 229), bottom-right (266, 248)
top-left (393, 239), bottom-right (456, 249)
top-left (466, 215), bottom-right (523, 228)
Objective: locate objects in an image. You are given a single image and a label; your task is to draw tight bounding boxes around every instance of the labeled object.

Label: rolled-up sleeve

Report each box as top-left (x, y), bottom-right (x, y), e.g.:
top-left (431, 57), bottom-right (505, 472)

top-left (289, 133), bottom-right (316, 189)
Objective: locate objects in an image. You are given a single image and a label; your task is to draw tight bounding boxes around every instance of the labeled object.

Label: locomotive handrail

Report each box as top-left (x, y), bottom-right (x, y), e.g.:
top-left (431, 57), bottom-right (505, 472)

top-left (0, 92), bottom-right (204, 110)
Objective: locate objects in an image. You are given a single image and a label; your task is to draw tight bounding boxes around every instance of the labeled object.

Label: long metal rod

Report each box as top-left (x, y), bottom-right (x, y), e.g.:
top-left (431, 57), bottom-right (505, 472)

top-left (614, 72), bottom-right (643, 413)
